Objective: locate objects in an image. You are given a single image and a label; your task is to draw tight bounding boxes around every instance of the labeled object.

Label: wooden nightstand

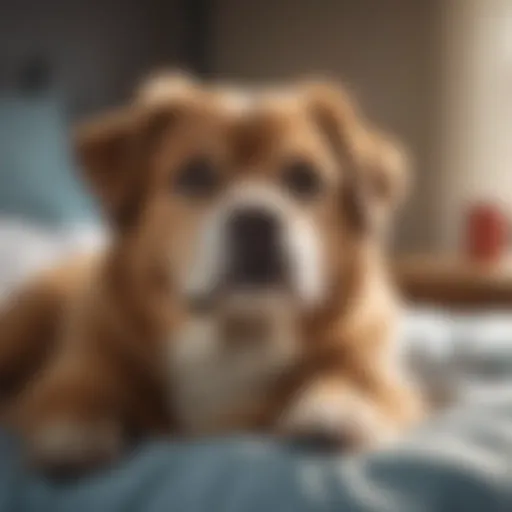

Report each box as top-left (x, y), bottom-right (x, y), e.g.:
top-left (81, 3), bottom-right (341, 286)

top-left (394, 255), bottom-right (512, 308)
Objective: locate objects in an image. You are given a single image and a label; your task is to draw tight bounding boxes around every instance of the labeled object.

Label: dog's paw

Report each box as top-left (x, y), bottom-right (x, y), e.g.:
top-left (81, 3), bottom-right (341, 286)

top-left (280, 385), bottom-right (391, 451)
top-left (26, 420), bottom-right (123, 476)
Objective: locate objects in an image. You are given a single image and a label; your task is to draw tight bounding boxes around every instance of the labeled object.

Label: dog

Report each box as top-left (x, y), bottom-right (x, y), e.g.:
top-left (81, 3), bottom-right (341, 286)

top-left (0, 73), bottom-right (423, 471)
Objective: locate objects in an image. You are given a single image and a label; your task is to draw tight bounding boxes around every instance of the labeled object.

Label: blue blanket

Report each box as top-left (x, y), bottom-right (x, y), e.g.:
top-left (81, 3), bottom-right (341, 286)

top-left (0, 398), bottom-right (510, 512)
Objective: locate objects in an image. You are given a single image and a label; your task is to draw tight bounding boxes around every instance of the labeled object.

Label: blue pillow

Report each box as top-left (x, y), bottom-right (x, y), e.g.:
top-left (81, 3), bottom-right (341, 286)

top-left (0, 95), bottom-right (99, 225)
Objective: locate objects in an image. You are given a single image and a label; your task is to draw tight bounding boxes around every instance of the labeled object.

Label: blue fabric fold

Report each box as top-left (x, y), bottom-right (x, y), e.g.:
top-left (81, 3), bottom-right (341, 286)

top-left (0, 398), bottom-right (510, 512)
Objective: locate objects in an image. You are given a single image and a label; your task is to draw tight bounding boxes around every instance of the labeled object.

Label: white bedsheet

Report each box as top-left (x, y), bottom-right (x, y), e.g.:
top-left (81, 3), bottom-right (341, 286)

top-left (401, 308), bottom-right (512, 404)
top-left (0, 217), bottom-right (106, 300)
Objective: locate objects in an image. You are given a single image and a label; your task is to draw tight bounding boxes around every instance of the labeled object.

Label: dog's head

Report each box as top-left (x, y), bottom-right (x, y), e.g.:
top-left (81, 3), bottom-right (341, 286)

top-left (75, 73), bottom-right (408, 357)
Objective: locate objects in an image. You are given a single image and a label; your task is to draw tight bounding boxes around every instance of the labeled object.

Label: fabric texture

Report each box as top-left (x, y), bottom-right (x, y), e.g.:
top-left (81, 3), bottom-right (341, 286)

top-left (0, 218), bottom-right (106, 302)
top-left (401, 309), bottom-right (512, 403)
top-left (0, 397), bottom-right (510, 512)
top-left (0, 95), bottom-right (98, 225)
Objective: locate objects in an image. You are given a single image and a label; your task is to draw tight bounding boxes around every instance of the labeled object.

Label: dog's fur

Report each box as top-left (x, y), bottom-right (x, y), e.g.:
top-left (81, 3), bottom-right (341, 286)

top-left (0, 73), bottom-right (423, 470)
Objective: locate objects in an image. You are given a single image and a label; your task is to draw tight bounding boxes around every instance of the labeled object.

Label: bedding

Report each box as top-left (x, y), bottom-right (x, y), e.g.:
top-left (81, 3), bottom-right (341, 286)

top-left (0, 217), bottom-right (105, 301)
top-left (0, 95), bottom-right (97, 225)
top-left (0, 397), bottom-right (510, 512)
top-left (401, 309), bottom-right (512, 404)
top-left (0, 219), bottom-right (510, 511)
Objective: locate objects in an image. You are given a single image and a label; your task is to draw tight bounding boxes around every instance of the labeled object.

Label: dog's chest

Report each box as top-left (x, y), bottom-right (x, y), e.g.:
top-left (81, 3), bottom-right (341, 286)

top-left (168, 317), bottom-right (297, 434)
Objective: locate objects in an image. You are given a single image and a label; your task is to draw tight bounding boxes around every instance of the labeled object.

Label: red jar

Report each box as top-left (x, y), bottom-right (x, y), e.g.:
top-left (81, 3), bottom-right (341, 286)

top-left (466, 203), bottom-right (509, 263)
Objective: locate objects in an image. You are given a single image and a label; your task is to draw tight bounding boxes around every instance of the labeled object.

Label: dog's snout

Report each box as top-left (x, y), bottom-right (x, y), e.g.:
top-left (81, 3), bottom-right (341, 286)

top-left (227, 207), bottom-right (284, 286)
top-left (230, 208), bottom-right (278, 246)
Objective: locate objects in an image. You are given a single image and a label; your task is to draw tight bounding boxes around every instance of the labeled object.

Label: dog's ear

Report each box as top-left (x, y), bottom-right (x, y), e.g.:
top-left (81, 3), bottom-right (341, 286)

top-left (74, 102), bottom-right (185, 228)
top-left (74, 71), bottom-right (198, 228)
top-left (303, 81), bottom-right (410, 234)
top-left (364, 128), bottom-right (410, 216)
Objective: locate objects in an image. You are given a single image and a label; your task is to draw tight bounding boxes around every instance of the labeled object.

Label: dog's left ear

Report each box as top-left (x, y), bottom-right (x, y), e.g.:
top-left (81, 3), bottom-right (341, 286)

top-left (303, 81), bottom-right (410, 234)
top-left (360, 128), bottom-right (410, 228)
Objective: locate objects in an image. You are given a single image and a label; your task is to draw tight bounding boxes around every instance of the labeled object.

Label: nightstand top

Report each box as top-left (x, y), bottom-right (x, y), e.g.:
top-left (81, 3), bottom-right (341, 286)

top-left (394, 254), bottom-right (512, 308)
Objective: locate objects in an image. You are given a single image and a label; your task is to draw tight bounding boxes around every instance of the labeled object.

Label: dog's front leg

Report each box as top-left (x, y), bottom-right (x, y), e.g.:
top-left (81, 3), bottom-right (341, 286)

top-left (278, 374), bottom-right (401, 451)
top-left (12, 349), bottom-right (128, 474)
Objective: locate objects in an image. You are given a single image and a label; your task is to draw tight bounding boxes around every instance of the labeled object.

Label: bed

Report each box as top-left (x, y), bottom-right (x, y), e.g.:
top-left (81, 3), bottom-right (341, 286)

top-left (0, 396), bottom-right (510, 512)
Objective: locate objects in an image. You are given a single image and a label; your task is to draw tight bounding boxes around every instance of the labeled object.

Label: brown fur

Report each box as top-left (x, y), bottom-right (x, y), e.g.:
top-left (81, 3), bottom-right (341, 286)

top-left (0, 73), bottom-right (423, 469)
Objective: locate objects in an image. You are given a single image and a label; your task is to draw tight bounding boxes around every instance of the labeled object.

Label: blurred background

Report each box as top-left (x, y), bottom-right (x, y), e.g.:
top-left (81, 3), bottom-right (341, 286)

top-left (1, 0), bottom-right (512, 302)
top-left (3, 0), bottom-right (512, 254)
top-left (0, 0), bottom-right (512, 255)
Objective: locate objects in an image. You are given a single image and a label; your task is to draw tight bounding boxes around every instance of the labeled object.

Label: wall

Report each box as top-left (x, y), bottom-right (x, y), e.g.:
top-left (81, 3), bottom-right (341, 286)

top-left (0, 0), bottom-right (183, 117)
top-left (7, 0), bottom-right (505, 252)
top-left (211, 0), bottom-right (443, 251)
top-left (437, 0), bottom-right (512, 250)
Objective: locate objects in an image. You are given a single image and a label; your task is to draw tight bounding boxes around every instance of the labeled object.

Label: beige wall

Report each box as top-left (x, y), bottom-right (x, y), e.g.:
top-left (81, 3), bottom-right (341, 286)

top-left (437, 0), bottom-right (512, 251)
top-left (211, 0), bottom-right (443, 251)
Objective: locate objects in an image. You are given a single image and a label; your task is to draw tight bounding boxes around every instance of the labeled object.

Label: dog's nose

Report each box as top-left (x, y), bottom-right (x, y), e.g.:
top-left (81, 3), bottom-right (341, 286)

top-left (227, 207), bottom-right (284, 286)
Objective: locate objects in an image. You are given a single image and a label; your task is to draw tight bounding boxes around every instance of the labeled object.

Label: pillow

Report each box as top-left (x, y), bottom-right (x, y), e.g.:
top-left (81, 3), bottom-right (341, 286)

top-left (0, 95), bottom-right (98, 225)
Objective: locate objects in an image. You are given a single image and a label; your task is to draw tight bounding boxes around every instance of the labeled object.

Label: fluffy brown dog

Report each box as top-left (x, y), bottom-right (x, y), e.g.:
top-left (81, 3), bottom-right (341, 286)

top-left (0, 73), bottom-right (422, 471)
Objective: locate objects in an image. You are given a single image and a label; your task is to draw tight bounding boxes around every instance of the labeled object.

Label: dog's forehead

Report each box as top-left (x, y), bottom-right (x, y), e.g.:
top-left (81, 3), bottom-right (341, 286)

top-left (212, 85), bottom-right (304, 121)
top-left (233, 92), bottom-right (336, 167)
top-left (214, 87), bottom-right (256, 115)
top-left (143, 85), bottom-right (329, 165)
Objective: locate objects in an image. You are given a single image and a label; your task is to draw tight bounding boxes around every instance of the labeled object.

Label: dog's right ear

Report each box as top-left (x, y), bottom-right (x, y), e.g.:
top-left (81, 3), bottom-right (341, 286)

top-left (74, 108), bottom-right (138, 226)
top-left (75, 71), bottom-right (198, 228)
top-left (74, 103), bottom-right (183, 228)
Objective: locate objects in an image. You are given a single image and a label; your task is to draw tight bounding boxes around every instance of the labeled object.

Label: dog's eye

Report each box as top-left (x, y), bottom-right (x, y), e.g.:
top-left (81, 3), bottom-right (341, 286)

top-left (282, 161), bottom-right (322, 199)
top-left (174, 158), bottom-right (219, 197)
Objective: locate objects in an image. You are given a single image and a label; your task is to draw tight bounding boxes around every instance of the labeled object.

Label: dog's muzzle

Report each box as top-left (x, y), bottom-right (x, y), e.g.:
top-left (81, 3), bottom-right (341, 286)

top-left (226, 207), bottom-right (286, 288)
top-left (184, 182), bottom-right (326, 309)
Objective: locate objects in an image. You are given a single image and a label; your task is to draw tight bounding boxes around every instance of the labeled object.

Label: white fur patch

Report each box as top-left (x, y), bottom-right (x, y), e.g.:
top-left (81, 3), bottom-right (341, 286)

top-left (218, 88), bottom-right (255, 114)
top-left (169, 308), bottom-right (298, 433)
top-left (138, 71), bottom-right (194, 104)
